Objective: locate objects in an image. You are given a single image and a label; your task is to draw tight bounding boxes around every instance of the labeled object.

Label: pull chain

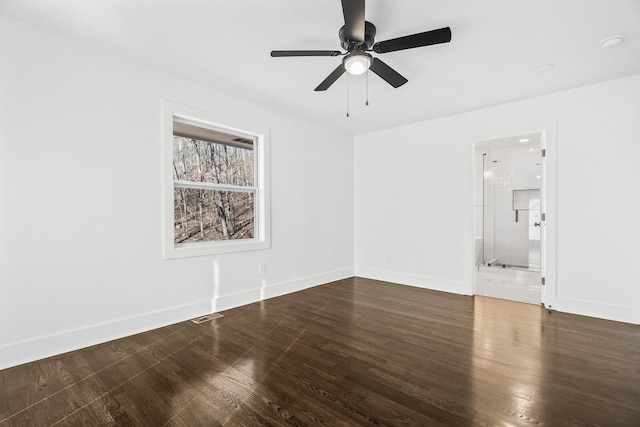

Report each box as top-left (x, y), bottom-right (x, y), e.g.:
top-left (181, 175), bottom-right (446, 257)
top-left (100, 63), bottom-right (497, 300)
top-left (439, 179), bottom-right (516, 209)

top-left (346, 73), bottom-right (350, 117)
top-left (366, 68), bottom-right (369, 106)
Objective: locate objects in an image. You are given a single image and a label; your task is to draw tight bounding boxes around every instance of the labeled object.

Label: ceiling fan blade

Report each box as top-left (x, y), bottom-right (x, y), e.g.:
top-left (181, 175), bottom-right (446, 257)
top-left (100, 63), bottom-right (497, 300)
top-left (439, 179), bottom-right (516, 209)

top-left (369, 58), bottom-right (408, 88)
top-left (315, 64), bottom-right (346, 91)
top-left (373, 27), bottom-right (452, 54)
top-left (271, 50), bottom-right (342, 57)
top-left (341, 0), bottom-right (365, 42)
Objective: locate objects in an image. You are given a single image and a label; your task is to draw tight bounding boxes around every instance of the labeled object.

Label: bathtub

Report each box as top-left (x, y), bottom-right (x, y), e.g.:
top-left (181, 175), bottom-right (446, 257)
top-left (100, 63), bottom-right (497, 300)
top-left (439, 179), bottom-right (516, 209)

top-left (476, 264), bottom-right (541, 305)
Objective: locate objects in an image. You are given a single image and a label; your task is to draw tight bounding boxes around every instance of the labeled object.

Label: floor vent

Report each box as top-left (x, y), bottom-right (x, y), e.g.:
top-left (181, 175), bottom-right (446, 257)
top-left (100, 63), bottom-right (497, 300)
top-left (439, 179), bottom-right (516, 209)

top-left (191, 313), bottom-right (224, 324)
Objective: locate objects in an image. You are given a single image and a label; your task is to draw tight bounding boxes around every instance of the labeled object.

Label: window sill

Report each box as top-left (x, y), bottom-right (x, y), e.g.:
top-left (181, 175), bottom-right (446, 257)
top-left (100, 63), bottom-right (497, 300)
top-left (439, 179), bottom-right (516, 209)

top-left (164, 238), bottom-right (270, 259)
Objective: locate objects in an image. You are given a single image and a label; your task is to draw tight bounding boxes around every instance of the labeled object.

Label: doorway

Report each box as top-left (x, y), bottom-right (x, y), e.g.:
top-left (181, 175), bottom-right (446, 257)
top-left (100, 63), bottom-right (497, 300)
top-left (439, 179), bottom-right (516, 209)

top-left (473, 131), bottom-right (547, 305)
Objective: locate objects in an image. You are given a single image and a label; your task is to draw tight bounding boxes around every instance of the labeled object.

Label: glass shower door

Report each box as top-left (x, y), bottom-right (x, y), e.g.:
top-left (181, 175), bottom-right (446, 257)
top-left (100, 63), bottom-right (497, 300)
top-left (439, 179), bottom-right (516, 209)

top-left (481, 152), bottom-right (495, 265)
top-left (527, 193), bottom-right (541, 271)
top-left (513, 189), bottom-right (541, 271)
top-left (481, 147), bottom-right (541, 271)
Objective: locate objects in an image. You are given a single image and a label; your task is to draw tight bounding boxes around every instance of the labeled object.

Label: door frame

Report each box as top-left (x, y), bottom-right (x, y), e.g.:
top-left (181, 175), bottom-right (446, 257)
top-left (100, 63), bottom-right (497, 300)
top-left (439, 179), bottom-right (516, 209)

top-left (471, 120), bottom-right (557, 309)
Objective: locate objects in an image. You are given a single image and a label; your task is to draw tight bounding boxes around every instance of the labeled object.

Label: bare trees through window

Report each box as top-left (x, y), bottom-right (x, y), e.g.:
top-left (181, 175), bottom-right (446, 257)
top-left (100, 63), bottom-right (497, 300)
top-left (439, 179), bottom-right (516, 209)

top-left (172, 131), bottom-right (255, 244)
top-left (163, 102), bottom-right (269, 258)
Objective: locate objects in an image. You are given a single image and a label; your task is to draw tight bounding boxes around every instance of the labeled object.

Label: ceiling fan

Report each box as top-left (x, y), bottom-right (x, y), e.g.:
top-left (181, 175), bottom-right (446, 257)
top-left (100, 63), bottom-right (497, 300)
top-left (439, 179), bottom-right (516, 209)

top-left (270, 0), bottom-right (452, 91)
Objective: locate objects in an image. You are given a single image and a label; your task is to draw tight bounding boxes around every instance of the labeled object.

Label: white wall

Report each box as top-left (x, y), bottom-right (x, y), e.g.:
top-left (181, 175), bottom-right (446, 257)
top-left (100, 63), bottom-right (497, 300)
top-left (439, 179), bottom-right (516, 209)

top-left (355, 74), bottom-right (640, 325)
top-left (0, 15), bottom-right (354, 369)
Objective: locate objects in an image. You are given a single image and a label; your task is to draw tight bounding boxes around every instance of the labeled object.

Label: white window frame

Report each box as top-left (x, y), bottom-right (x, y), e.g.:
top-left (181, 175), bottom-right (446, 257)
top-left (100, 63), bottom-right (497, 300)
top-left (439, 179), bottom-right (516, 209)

top-left (162, 100), bottom-right (270, 259)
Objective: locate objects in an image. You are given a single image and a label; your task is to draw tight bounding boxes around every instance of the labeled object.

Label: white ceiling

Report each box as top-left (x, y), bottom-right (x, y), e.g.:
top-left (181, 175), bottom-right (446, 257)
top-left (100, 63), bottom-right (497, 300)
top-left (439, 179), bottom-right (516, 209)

top-left (2, 0), bottom-right (639, 135)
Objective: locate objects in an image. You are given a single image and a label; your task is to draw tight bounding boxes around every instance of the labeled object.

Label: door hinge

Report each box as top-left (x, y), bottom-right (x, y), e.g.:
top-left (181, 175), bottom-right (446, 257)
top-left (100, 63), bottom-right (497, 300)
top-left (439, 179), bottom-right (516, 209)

top-left (542, 149), bottom-right (546, 157)
top-left (541, 213), bottom-right (546, 221)
top-left (541, 277), bottom-right (546, 285)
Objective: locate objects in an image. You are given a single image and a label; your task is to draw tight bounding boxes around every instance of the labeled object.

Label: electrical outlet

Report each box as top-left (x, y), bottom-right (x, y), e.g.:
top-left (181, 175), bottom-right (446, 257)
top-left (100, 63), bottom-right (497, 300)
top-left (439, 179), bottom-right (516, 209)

top-left (258, 263), bottom-right (267, 275)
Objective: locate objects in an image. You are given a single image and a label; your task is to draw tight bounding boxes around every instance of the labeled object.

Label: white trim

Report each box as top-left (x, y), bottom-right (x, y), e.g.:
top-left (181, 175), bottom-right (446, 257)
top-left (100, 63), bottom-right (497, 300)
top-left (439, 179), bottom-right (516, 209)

top-left (354, 266), bottom-right (470, 295)
top-left (0, 269), bottom-right (354, 370)
top-left (173, 237), bottom-right (264, 251)
top-left (213, 267), bottom-right (355, 312)
top-left (174, 180), bottom-right (258, 193)
top-left (552, 297), bottom-right (640, 325)
top-left (541, 121), bottom-right (558, 309)
top-left (162, 100), bottom-right (271, 258)
top-left (470, 119), bottom-right (558, 309)
top-left (0, 298), bottom-right (213, 370)
top-left (173, 113), bottom-right (257, 142)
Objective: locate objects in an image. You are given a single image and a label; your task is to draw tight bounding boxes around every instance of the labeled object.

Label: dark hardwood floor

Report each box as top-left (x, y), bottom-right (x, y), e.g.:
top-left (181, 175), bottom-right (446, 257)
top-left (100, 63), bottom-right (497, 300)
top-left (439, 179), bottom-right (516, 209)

top-left (1, 277), bottom-right (639, 426)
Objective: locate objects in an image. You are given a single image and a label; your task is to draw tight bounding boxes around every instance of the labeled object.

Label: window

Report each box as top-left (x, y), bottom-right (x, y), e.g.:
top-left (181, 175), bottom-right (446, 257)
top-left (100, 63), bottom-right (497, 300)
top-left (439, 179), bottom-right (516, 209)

top-left (163, 101), bottom-right (270, 258)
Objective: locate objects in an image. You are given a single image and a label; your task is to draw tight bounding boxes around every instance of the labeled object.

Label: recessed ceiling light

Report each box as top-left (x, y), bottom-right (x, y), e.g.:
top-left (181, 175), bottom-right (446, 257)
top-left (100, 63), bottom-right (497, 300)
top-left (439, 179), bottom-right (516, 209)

top-left (533, 63), bottom-right (555, 74)
top-left (600, 35), bottom-right (624, 48)
top-left (519, 138), bottom-right (530, 143)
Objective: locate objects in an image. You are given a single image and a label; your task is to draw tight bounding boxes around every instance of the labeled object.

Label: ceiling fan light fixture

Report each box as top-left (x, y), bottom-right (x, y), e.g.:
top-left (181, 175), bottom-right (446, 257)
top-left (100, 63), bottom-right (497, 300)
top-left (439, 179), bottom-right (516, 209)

top-left (343, 53), bottom-right (372, 75)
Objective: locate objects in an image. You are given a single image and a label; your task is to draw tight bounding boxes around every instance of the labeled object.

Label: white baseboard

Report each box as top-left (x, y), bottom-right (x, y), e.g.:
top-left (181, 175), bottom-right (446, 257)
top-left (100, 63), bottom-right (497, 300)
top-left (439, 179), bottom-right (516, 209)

top-left (0, 298), bottom-right (213, 370)
top-left (355, 266), bottom-right (471, 295)
top-left (0, 267), bottom-right (354, 370)
top-left (551, 297), bottom-right (640, 325)
top-left (6, 267), bottom-right (633, 371)
top-left (213, 267), bottom-right (354, 312)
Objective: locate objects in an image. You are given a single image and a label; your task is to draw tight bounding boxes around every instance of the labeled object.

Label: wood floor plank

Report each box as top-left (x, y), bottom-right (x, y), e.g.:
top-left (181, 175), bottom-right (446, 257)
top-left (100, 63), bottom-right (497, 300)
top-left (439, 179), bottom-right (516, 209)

top-left (84, 363), bottom-right (202, 426)
top-left (163, 395), bottom-right (225, 427)
top-left (1, 277), bottom-right (639, 426)
top-left (171, 337), bottom-right (345, 426)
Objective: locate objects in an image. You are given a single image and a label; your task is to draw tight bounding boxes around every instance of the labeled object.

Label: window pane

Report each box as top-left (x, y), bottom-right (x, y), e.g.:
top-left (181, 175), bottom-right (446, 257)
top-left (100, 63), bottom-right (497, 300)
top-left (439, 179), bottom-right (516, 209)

top-left (174, 188), bottom-right (255, 244)
top-left (172, 136), bottom-right (254, 186)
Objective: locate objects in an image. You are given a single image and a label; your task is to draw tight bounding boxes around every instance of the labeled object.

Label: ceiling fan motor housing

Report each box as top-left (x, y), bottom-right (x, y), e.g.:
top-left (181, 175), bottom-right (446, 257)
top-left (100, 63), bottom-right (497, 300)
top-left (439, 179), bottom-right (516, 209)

top-left (339, 21), bottom-right (377, 51)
